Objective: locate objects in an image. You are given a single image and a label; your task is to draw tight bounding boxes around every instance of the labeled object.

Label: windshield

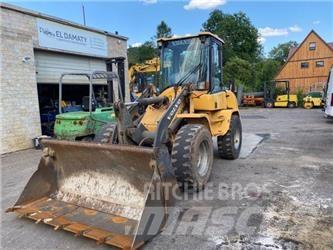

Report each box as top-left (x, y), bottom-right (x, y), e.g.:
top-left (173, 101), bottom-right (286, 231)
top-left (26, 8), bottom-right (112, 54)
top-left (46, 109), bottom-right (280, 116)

top-left (132, 72), bottom-right (157, 93)
top-left (158, 37), bottom-right (208, 91)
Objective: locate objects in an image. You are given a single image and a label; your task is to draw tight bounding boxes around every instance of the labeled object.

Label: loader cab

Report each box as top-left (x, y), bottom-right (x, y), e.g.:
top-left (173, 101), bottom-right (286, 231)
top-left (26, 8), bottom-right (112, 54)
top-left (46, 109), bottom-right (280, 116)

top-left (157, 33), bottom-right (224, 93)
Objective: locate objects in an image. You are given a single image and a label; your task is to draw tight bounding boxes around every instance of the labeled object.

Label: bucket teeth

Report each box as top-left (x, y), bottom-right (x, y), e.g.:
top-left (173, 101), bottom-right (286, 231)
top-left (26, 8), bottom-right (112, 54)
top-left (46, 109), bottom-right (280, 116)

top-left (7, 140), bottom-right (171, 249)
top-left (35, 218), bottom-right (42, 224)
top-left (5, 206), bottom-right (22, 213)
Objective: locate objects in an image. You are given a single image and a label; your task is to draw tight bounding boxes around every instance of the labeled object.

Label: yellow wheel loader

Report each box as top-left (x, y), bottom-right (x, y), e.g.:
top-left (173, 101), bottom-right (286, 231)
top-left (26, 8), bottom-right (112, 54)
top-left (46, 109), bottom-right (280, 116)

top-left (7, 32), bottom-right (242, 249)
top-left (129, 57), bottom-right (160, 101)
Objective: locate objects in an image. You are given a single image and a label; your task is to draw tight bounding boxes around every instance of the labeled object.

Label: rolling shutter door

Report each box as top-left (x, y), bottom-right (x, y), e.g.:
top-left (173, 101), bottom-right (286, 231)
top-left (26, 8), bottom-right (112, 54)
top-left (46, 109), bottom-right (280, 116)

top-left (35, 50), bottom-right (107, 84)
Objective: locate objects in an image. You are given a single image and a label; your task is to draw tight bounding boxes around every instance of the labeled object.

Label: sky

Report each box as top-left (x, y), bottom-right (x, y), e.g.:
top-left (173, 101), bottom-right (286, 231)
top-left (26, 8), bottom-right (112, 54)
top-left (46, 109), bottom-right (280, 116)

top-left (4, 0), bottom-right (333, 55)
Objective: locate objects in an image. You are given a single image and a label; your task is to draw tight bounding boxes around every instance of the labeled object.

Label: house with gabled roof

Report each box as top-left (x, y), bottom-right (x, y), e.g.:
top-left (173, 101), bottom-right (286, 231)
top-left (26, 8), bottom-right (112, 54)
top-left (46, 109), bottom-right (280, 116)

top-left (275, 30), bottom-right (333, 93)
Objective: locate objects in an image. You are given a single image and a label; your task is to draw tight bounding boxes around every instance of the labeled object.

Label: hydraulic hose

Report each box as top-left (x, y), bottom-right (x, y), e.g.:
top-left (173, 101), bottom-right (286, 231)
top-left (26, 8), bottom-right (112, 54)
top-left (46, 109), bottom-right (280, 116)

top-left (136, 96), bottom-right (168, 106)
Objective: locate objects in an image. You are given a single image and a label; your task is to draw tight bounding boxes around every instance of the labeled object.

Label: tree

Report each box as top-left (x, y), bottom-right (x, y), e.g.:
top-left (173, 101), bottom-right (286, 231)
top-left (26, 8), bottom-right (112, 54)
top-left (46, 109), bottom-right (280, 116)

top-left (254, 59), bottom-right (281, 90)
top-left (127, 41), bottom-right (156, 66)
top-left (202, 10), bottom-right (262, 63)
top-left (269, 41), bottom-right (298, 64)
top-left (127, 21), bottom-right (172, 66)
top-left (224, 56), bottom-right (254, 90)
top-left (156, 21), bottom-right (172, 39)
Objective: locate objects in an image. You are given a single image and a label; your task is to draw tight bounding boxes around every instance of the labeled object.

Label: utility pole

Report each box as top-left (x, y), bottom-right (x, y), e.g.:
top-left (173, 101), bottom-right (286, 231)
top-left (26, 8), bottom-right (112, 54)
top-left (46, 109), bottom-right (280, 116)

top-left (82, 3), bottom-right (86, 25)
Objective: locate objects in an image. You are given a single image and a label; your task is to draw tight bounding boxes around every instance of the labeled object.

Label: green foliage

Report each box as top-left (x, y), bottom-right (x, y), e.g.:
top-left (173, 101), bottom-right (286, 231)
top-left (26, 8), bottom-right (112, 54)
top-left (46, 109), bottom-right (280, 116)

top-left (254, 59), bottom-right (281, 91)
top-left (127, 41), bottom-right (156, 67)
top-left (202, 10), bottom-right (262, 63)
top-left (274, 86), bottom-right (285, 97)
top-left (156, 21), bottom-right (172, 39)
top-left (296, 88), bottom-right (304, 107)
top-left (224, 56), bottom-right (254, 90)
top-left (128, 21), bottom-right (172, 66)
top-left (269, 41), bottom-right (298, 64)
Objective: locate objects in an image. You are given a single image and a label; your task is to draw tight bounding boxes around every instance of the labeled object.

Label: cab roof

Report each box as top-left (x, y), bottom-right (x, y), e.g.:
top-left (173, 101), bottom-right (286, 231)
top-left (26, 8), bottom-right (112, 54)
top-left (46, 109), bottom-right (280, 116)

top-left (157, 32), bottom-right (224, 44)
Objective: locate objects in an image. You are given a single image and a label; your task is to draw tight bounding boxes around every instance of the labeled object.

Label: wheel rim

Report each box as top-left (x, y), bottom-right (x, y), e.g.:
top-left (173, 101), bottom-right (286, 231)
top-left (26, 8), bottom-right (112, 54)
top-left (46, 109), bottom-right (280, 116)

top-left (234, 128), bottom-right (241, 150)
top-left (197, 140), bottom-right (209, 177)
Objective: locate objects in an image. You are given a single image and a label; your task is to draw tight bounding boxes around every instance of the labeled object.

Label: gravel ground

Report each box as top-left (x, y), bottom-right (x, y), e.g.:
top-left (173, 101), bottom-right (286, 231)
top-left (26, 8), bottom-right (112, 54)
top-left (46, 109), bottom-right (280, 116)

top-left (1, 108), bottom-right (333, 249)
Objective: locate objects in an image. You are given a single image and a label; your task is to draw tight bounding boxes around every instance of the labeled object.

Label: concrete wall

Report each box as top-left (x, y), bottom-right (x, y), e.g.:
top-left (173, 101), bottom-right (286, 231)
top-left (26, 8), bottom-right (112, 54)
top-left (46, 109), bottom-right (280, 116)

top-left (0, 5), bottom-right (128, 154)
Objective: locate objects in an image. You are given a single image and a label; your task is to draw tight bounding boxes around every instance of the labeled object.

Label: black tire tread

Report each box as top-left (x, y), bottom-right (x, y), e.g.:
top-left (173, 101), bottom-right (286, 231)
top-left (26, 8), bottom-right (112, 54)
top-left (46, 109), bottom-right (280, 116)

top-left (171, 124), bottom-right (213, 191)
top-left (94, 123), bottom-right (117, 144)
top-left (217, 115), bottom-right (242, 160)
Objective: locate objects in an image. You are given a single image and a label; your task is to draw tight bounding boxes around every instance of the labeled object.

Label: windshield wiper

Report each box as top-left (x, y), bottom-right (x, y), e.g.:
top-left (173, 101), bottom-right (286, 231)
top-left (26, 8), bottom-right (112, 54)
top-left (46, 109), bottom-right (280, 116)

top-left (175, 63), bottom-right (202, 88)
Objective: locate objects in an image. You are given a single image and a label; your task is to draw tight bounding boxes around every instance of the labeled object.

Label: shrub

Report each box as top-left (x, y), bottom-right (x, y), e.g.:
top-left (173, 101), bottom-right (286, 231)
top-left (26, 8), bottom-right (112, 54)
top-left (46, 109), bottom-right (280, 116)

top-left (296, 88), bottom-right (304, 107)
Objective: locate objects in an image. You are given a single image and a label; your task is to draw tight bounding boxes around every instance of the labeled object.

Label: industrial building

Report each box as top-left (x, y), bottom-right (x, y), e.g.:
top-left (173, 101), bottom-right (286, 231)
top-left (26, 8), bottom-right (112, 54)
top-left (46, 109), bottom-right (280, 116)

top-left (0, 3), bottom-right (129, 154)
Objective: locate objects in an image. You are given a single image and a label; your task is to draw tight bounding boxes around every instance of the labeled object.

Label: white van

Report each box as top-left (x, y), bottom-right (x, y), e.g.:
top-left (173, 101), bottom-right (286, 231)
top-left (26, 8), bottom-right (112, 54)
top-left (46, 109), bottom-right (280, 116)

top-left (324, 68), bottom-right (333, 118)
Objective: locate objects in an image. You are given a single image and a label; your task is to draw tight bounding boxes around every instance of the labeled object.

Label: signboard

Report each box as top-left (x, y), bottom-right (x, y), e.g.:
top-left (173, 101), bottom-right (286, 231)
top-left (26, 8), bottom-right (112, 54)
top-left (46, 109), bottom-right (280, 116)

top-left (37, 18), bottom-right (108, 57)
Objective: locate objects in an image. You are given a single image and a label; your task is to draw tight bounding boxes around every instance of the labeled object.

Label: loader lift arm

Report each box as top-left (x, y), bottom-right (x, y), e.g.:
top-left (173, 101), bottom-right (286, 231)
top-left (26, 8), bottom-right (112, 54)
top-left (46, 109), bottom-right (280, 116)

top-left (153, 62), bottom-right (203, 148)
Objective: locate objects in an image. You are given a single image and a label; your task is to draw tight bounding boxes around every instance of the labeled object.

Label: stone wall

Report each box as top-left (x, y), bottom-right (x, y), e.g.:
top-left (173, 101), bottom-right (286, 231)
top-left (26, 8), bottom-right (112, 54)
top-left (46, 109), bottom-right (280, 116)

top-left (0, 4), bottom-right (129, 154)
top-left (0, 7), bottom-right (41, 154)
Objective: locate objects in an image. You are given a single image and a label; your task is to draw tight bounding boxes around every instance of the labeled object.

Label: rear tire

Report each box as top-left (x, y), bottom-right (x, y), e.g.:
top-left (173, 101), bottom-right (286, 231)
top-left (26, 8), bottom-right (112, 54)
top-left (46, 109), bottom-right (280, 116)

top-left (81, 136), bottom-right (94, 142)
top-left (218, 114), bottom-right (242, 160)
top-left (171, 124), bottom-right (213, 191)
top-left (288, 102), bottom-right (296, 108)
top-left (94, 123), bottom-right (117, 144)
top-left (265, 101), bottom-right (274, 108)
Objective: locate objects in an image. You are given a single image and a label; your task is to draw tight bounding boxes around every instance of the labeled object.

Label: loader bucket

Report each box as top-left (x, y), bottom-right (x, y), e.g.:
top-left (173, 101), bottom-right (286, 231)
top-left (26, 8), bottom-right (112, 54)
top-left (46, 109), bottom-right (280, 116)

top-left (7, 140), bottom-right (173, 249)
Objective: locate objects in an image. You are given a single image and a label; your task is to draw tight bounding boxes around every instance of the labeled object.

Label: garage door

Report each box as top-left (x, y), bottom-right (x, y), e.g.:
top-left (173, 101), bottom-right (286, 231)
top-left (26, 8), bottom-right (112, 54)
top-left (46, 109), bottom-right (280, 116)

top-left (35, 50), bottom-right (107, 84)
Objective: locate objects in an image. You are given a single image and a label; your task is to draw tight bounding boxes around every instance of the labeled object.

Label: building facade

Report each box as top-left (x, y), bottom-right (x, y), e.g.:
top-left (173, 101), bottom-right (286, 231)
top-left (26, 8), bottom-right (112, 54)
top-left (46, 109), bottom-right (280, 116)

top-left (0, 3), bottom-right (129, 154)
top-left (275, 30), bottom-right (333, 93)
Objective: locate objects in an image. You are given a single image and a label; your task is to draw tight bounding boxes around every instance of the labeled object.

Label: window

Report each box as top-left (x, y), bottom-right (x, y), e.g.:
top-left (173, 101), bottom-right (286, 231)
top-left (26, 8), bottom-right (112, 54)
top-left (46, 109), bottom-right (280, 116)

top-left (316, 61), bottom-right (324, 67)
top-left (301, 62), bottom-right (309, 68)
top-left (309, 42), bottom-right (316, 51)
top-left (211, 42), bottom-right (222, 92)
top-left (159, 37), bottom-right (209, 91)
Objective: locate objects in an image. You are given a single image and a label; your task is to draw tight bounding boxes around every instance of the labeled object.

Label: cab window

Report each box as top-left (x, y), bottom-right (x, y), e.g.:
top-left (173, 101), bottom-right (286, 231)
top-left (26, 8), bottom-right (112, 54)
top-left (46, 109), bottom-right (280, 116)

top-left (211, 42), bottom-right (222, 92)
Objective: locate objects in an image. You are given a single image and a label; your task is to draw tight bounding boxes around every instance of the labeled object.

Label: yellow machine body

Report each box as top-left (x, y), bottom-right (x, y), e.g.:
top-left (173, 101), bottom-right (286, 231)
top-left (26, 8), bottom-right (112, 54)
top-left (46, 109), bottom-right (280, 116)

top-left (303, 92), bottom-right (324, 109)
top-left (129, 58), bottom-right (160, 98)
top-left (274, 94), bottom-right (298, 107)
top-left (140, 87), bottom-right (239, 136)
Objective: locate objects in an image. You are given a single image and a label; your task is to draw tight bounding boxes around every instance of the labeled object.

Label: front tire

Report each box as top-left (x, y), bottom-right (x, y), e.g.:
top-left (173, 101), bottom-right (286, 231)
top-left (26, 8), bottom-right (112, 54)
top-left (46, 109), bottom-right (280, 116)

top-left (303, 102), bottom-right (313, 109)
top-left (217, 114), bottom-right (242, 160)
top-left (171, 124), bottom-right (214, 191)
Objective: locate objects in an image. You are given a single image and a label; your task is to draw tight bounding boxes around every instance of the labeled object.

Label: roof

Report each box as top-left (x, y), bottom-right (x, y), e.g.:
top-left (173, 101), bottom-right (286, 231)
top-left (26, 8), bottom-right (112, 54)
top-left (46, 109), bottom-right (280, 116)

top-left (287, 46), bottom-right (298, 60)
top-left (286, 30), bottom-right (333, 60)
top-left (157, 32), bottom-right (225, 44)
top-left (0, 2), bottom-right (128, 41)
top-left (276, 30), bottom-right (333, 80)
top-left (328, 42), bottom-right (333, 50)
